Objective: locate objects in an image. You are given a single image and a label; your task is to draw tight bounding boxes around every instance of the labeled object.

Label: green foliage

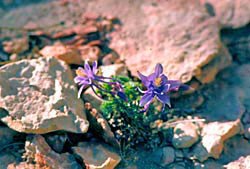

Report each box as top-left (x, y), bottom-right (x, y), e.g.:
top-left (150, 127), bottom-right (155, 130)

top-left (100, 76), bottom-right (164, 148)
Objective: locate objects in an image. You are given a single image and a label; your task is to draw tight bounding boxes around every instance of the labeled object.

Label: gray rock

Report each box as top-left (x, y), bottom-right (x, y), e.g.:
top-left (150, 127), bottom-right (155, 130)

top-left (195, 64), bottom-right (250, 121)
top-left (0, 57), bottom-right (89, 134)
top-left (172, 122), bottom-right (199, 148)
top-left (151, 146), bottom-right (175, 167)
top-left (0, 127), bottom-right (18, 148)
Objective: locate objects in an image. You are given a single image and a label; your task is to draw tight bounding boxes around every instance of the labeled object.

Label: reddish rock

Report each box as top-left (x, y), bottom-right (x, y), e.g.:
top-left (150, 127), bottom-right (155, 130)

top-left (24, 135), bottom-right (81, 169)
top-left (52, 28), bottom-right (75, 39)
top-left (73, 25), bottom-right (98, 36)
top-left (2, 38), bottom-right (29, 54)
top-left (103, 0), bottom-right (232, 84)
top-left (40, 43), bottom-right (83, 65)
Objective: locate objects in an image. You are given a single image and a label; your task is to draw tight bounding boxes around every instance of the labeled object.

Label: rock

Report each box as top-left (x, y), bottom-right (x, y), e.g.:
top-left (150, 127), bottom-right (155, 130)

top-left (83, 88), bottom-right (103, 111)
top-left (105, 0), bottom-right (231, 85)
top-left (72, 141), bottom-right (121, 169)
top-left (78, 45), bottom-right (100, 62)
top-left (7, 162), bottom-right (37, 169)
top-left (0, 0), bottom-right (233, 86)
top-left (0, 127), bottom-right (18, 147)
top-left (191, 120), bottom-right (242, 162)
top-left (24, 135), bottom-right (82, 169)
top-left (84, 104), bottom-right (119, 148)
top-left (44, 133), bottom-right (68, 153)
top-left (202, 120), bottom-right (243, 140)
top-left (243, 124), bottom-right (250, 140)
top-left (0, 152), bottom-right (22, 169)
top-left (172, 122), bottom-right (199, 148)
top-left (219, 136), bottom-right (250, 164)
top-left (224, 156), bottom-right (250, 169)
top-left (194, 159), bottom-right (223, 169)
top-left (100, 64), bottom-right (128, 77)
top-left (151, 147), bottom-right (175, 167)
top-left (201, 0), bottom-right (250, 28)
top-left (221, 24), bottom-right (250, 64)
top-left (0, 57), bottom-right (89, 134)
top-left (102, 53), bottom-right (120, 65)
top-left (40, 43), bottom-right (83, 65)
top-left (73, 25), bottom-right (98, 36)
top-left (194, 64), bottom-right (250, 121)
top-left (2, 38), bottom-right (29, 54)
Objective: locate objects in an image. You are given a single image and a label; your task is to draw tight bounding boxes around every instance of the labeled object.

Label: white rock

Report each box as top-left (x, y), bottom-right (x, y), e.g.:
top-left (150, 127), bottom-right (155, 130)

top-left (0, 57), bottom-right (89, 134)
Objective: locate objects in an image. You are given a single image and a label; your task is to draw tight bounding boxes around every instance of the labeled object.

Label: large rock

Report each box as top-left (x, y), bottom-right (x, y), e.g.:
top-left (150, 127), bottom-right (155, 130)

top-left (100, 0), bottom-right (232, 84)
top-left (0, 0), bottom-right (232, 86)
top-left (201, 0), bottom-right (250, 28)
top-left (0, 57), bottom-right (89, 134)
top-left (72, 141), bottom-right (121, 169)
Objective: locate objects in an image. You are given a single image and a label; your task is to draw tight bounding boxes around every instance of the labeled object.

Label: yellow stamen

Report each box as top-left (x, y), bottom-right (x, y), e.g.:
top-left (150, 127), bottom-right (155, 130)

top-left (76, 69), bottom-right (86, 77)
top-left (154, 77), bottom-right (162, 87)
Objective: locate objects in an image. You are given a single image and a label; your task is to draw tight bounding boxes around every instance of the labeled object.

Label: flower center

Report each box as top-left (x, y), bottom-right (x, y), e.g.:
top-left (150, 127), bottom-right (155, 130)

top-left (154, 77), bottom-right (162, 87)
top-left (76, 69), bottom-right (86, 77)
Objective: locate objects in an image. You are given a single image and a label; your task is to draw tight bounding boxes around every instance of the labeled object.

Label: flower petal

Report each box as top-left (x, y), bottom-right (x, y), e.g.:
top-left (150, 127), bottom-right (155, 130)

top-left (92, 61), bottom-right (98, 74)
top-left (156, 93), bottom-right (171, 107)
top-left (74, 76), bottom-right (89, 84)
top-left (168, 80), bottom-right (182, 91)
top-left (84, 60), bottom-right (92, 75)
top-left (139, 92), bottom-right (154, 107)
top-left (138, 71), bottom-right (150, 87)
top-left (155, 63), bottom-right (163, 77)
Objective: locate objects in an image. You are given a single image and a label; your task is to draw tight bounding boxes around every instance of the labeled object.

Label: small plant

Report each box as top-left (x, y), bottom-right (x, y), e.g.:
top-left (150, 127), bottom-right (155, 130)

top-left (74, 61), bottom-right (189, 149)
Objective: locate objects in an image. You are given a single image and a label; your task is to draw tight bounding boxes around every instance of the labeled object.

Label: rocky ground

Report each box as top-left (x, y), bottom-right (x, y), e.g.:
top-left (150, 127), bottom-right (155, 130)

top-left (0, 0), bottom-right (250, 169)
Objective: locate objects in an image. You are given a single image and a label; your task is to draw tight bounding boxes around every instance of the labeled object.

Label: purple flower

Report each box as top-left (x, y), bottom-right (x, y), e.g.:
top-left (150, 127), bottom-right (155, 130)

top-left (138, 63), bottom-right (189, 111)
top-left (74, 61), bottom-right (126, 100)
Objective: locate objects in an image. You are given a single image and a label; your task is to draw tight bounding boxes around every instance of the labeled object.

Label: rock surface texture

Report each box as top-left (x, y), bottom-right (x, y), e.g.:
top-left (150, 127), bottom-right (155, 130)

top-left (0, 57), bottom-right (89, 134)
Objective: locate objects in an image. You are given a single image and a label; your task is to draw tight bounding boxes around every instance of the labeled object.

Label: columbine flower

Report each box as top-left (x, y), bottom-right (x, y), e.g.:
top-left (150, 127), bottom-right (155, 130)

top-left (138, 63), bottom-right (189, 111)
top-left (74, 61), bottom-right (126, 100)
